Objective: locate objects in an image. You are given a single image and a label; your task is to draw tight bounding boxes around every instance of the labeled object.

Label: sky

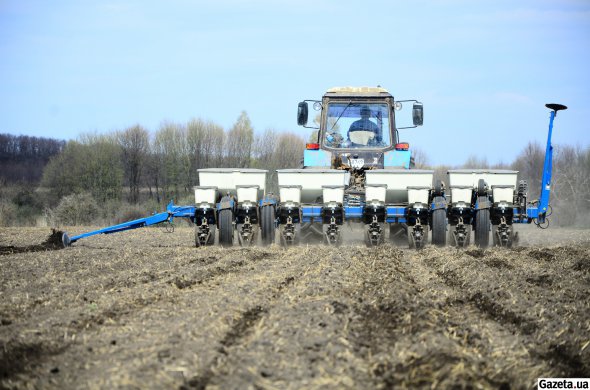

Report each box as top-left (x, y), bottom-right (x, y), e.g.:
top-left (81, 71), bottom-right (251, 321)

top-left (1, 0), bottom-right (589, 166)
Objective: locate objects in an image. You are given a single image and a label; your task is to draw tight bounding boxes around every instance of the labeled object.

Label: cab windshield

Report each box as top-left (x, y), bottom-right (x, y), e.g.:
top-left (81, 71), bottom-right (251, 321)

top-left (324, 102), bottom-right (391, 149)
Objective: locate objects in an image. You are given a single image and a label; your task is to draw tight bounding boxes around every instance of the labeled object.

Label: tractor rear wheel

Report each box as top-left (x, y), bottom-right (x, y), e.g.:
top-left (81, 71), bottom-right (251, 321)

top-left (260, 205), bottom-right (276, 246)
top-left (218, 209), bottom-right (234, 247)
top-left (431, 196), bottom-right (446, 247)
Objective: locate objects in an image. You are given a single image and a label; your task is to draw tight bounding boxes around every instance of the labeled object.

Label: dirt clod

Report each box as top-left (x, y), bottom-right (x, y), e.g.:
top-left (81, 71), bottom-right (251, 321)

top-left (0, 229), bottom-right (64, 255)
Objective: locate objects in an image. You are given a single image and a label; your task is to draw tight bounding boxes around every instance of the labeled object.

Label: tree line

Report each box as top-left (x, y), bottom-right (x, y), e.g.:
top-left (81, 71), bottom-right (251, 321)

top-left (413, 142), bottom-right (590, 226)
top-left (0, 134), bottom-right (65, 184)
top-left (40, 111), bottom-right (306, 205)
top-left (0, 113), bottom-right (587, 227)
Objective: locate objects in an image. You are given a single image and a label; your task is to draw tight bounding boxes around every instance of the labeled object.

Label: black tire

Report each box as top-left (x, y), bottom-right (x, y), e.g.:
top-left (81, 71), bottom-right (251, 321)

top-left (492, 225), bottom-right (499, 246)
top-left (207, 225), bottom-right (216, 245)
top-left (448, 225), bottom-right (471, 247)
top-left (447, 226), bottom-right (455, 247)
top-left (433, 179), bottom-right (444, 196)
top-left (218, 209), bottom-right (234, 247)
top-left (279, 224), bottom-right (300, 247)
top-left (408, 227), bottom-right (428, 249)
top-left (260, 205), bottom-right (276, 246)
top-left (407, 229), bottom-right (415, 249)
top-left (195, 224), bottom-right (216, 247)
top-left (492, 225), bottom-right (513, 248)
top-left (364, 224), bottom-right (384, 247)
top-left (474, 204), bottom-right (490, 248)
top-left (477, 179), bottom-right (487, 196)
top-left (431, 197), bottom-right (446, 247)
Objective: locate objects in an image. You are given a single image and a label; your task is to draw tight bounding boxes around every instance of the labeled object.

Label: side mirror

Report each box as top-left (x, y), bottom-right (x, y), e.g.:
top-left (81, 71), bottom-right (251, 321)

top-left (297, 101), bottom-right (309, 126)
top-left (412, 103), bottom-right (423, 126)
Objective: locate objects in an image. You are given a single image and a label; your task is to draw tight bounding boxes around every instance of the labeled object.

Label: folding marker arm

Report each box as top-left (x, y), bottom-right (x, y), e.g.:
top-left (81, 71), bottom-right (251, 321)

top-left (62, 201), bottom-right (196, 246)
top-left (525, 103), bottom-right (567, 224)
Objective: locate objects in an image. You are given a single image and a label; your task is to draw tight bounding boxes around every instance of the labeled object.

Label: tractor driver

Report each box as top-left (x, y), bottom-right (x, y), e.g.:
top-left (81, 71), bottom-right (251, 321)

top-left (347, 106), bottom-right (380, 145)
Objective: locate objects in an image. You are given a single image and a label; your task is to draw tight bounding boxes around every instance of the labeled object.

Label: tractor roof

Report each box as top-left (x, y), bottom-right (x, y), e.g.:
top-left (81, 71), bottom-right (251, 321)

top-left (324, 86), bottom-right (392, 98)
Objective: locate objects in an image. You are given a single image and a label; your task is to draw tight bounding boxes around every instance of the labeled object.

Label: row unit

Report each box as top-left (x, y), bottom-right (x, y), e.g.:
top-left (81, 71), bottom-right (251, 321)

top-left (194, 168), bottom-right (519, 206)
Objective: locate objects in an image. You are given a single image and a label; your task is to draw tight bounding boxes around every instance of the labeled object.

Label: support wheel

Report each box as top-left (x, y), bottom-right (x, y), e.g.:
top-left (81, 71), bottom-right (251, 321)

top-left (492, 225), bottom-right (513, 248)
top-left (408, 226), bottom-right (428, 249)
top-left (195, 224), bottom-right (216, 247)
top-left (364, 224), bottom-right (384, 247)
top-left (433, 179), bottom-right (444, 196)
top-left (261, 205), bottom-right (276, 246)
top-left (194, 225), bottom-right (201, 247)
top-left (279, 224), bottom-right (300, 247)
top-left (431, 196), bottom-right (446, 247)
top-left (207, 225), bottom-right (216, 245)
top-left (474, 197), bottom-right (490, 248)
top-left (218, 209), bottom-right (234, 247)
top-left (449, 225), bottom-right (471, 247)
top-left (477, 178), bottom-right (487, 196)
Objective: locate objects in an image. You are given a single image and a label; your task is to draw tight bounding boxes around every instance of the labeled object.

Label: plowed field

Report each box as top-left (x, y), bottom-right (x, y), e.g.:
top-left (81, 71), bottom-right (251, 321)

top-left (1, 225), bottom-right (589, 389)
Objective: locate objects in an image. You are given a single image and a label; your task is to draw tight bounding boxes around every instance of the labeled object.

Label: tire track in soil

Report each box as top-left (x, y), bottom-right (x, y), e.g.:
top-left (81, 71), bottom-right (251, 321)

top-left (194, 246), bottom-right (408, 389)
top-left (341, 246), bottom-right (563, 389)
top-left (181, 253), bottom-right (309, 390)
top-left (58, 248), bottom-right (276, 333)
top-left (416, 246), bottom-right (590, 380)
top-left (435, 266), bottom-right (538, 335)
top-left (0, 342), bottom-right (68, 385)
top-left (0, 246), bottom-right (279, 388)
top-left (3, 228), bottom-right (589, 389)
top-left (11, 246), bottom-right (313, 389)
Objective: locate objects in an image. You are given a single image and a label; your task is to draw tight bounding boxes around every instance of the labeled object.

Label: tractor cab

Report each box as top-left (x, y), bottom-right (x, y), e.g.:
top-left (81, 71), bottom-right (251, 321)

top-left (298, 86), bottom-right (423, 170)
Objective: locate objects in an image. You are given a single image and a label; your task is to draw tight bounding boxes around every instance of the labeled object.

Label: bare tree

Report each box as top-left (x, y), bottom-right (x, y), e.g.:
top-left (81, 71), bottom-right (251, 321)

top-left (552, 145), bottom-right (590, 226)
top-left (152, 122), bottom-right (187, 200)
top-left (0, 133), bottom-right (64, 184)
top-left (117, 125), bottom-right (149, 203)
top-left (511, 141), bottom-right (544, 200)
top-left (462, 154), bottom-right (489, 169)
top-left (411, 147), bottom-right (429, 169)
top-left (42, 134), bottom-right (123, 204)
top-left (225, 111), bottom-right (254, 168)
top-left (251, 130), bottom-right (305, 193)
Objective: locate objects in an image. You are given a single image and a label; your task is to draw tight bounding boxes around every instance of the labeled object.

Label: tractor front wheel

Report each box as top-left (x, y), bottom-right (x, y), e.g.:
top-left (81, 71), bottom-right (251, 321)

top-left (218, 209), bottom-right (234, 247)
top-left (431, 196), bottom-right (446, 247)
top-left (474, 198), bottom-right (490, 248)
top-left (260, 205), bottom-right (276, 246)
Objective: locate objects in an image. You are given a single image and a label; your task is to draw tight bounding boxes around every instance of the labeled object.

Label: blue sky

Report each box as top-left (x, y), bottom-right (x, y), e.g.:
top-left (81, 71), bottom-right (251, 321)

top-left (1, 0), bottom-right (588, 165)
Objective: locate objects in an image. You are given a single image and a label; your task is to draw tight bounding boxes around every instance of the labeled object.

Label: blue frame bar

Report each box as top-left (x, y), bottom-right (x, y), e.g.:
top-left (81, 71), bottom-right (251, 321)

top-left (299, 204), bottom-right (408, 224)
top-left (537, 110), bottom-right (556, 222)
top-left (68, 201), bottom-right (197, 244)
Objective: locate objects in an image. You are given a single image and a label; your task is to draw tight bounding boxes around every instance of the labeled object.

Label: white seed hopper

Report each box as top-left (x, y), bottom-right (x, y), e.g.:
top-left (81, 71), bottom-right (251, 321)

top-left (198, 168), bottom-right (268, 201)
top-left (365, 169), bottom-right (434, 204)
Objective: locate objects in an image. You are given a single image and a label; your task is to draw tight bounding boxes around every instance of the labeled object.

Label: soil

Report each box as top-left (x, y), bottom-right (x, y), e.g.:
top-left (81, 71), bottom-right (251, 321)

top-left (0, 229), bottom-right (64, 255)
top-left (0, 225), bottom-right (589, 389)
